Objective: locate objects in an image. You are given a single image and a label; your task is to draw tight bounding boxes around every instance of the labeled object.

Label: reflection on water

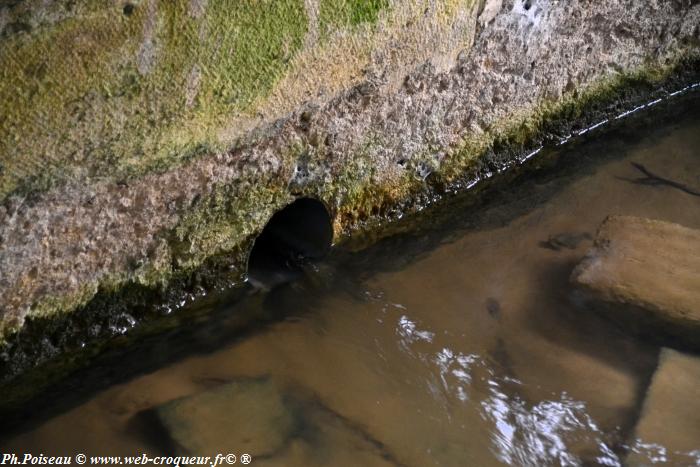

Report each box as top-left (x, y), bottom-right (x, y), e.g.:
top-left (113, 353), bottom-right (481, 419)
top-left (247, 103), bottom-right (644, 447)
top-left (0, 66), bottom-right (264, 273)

top-left (1, 96), bottom-right (700, 465)
top-left (483, 381), bottom-right (615, 466)
top-left (628, 441), bottom-right (700, 466)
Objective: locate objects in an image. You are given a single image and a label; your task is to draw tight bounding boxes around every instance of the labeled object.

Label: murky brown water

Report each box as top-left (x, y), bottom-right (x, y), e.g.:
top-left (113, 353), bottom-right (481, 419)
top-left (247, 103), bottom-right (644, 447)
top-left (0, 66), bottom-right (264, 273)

top-left (2, 95), bottom-right (700, 466)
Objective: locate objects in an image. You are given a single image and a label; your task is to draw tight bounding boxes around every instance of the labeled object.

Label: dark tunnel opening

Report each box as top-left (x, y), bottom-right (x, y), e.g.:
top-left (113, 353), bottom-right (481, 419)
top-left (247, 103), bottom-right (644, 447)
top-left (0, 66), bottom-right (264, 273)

top-left (246, 198), bottom-right (333, 290)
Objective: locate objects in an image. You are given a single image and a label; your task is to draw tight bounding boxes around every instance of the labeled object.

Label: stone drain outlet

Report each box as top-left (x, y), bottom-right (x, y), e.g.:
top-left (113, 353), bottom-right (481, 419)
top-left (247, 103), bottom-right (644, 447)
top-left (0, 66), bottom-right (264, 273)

top-left (246, 198), bottom-right (333, 289)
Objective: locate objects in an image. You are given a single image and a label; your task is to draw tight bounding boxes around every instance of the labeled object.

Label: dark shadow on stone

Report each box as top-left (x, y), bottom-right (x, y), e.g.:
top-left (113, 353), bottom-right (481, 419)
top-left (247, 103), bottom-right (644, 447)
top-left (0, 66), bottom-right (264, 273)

top-left (127, 408), bottom-right (180, 456)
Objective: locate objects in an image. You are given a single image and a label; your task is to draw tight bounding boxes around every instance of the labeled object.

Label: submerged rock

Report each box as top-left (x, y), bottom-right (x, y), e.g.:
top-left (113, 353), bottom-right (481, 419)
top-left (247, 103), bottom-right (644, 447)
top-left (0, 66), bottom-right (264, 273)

top-left (156, 377), bottom-right (399, 466)
top-left (156, 377), bottom-right (296, 457)
top-left (571, 215), bottom-right (700, 349)
top-left (626, 348), bottom-right (700, 465)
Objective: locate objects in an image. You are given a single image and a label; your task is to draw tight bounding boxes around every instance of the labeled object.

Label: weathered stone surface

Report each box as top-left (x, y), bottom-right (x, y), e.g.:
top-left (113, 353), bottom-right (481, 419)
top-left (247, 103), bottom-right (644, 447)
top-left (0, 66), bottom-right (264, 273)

top-left (571, 216), bottom-right (700, 348)
top-left (626, 348), bottom-right (700, 465)
top-left (156, 377), bottom-right (397, 466)
top-left (1, 0), bottom-right (699, 356)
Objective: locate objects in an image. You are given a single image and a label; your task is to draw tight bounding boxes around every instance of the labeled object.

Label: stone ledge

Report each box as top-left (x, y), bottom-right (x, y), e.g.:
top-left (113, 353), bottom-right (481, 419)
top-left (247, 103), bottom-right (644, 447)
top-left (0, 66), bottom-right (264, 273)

top-left (626, 348), bottom-right (700, 465)
top-left (571, 215), bottom-right (700, 349)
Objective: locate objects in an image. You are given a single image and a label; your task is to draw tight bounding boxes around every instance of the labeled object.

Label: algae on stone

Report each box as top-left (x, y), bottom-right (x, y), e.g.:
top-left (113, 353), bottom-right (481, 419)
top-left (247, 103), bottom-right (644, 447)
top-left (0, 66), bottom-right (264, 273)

top-left (0, 0), bottom-right (308, 199)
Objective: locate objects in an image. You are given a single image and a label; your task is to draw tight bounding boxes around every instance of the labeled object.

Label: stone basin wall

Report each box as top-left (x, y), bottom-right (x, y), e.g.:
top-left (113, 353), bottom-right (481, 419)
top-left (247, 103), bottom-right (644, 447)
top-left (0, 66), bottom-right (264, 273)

top-left (0, 0), bottom-right (699, 361)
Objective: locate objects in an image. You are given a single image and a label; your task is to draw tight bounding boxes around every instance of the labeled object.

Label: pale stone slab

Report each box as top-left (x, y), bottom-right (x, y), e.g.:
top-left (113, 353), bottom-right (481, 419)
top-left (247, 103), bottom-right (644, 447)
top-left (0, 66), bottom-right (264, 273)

top-left (571, 215), bottom-right (700, 347)
top-left (627, 348), bottom-right (700, 465)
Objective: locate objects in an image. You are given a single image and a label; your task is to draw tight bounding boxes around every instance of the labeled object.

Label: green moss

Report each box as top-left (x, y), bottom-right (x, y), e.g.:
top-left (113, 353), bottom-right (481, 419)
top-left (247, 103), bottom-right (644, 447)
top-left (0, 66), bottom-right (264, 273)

top-left (195, 0), bottom-right (307, 110)
top-left (0, 0), bottom-right (308, 201)
top-left (308, 135), bottom-right (416, 232)
top-left (28, 283), bottom-right (100, 321)
top-left (172, 183), bottom-right (293, 273)
top-left (0, 5), bottom-right (142, 197)
top-left (132, 239), bottom-right (174, 288)
top-left (319, 0), bottom-right (388, 34)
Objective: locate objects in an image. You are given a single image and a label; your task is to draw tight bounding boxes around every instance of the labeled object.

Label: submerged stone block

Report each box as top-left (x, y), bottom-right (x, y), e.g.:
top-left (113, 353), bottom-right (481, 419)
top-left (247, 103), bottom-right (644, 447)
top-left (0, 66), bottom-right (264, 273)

top-left (156, 377), bottom-right (398, 466)
top-left (571, 215), bottom-right (700, 349)
top-left (156, 378), bottom-right (296, 457)
top-left (626, 348), bottom-right (700, 465)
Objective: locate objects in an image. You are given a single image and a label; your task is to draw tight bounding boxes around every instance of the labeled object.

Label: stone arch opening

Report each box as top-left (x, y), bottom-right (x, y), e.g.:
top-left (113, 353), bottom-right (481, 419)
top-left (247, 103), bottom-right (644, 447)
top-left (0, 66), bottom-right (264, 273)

top-left (247, 198), bottom-right (333, 289)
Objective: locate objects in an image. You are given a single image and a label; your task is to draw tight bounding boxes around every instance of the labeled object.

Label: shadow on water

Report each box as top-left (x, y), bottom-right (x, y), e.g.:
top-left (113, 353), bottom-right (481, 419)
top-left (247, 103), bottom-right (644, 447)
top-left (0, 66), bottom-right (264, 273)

top-left (1, 91), bottom-right (699, 442)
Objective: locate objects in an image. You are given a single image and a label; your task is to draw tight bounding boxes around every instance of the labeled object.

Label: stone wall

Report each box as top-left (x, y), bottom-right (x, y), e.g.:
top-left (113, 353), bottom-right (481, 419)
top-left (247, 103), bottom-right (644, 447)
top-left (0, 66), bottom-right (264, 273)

top-left (0, 0), bottom-right (699, 354)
